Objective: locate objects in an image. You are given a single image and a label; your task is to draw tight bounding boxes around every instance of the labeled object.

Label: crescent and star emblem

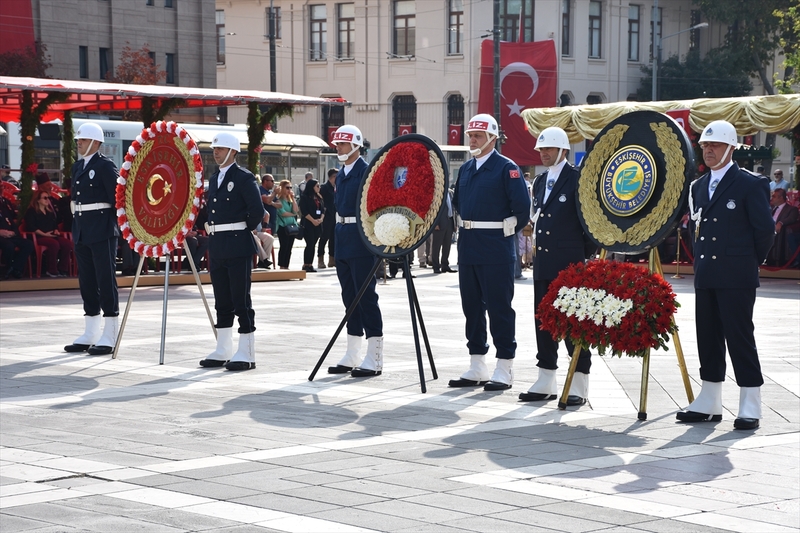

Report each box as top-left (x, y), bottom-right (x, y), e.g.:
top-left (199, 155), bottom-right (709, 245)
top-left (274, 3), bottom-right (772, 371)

top-left (499, 61), bottom-right (540, 117)
top-left (146, 174), bottom-right (172, 206)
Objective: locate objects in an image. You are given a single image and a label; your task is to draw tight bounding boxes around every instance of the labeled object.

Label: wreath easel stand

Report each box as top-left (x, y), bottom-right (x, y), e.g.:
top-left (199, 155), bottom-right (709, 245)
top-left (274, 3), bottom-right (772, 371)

top-left (558, 248), bottom-right (695, 420)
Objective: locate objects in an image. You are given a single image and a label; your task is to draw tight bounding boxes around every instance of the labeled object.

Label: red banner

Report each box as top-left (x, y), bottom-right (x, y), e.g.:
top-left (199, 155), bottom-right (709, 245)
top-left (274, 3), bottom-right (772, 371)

top-left (398, 124), bottom-right (413, 136)
top-left (327, 126), bottom-right (339, 147)
top-left (478, 40), bottom-right (557, 166)
top-left (448, 124), bottom-right (462, 146)
top-left (665, 109), bottom-right (694, 139)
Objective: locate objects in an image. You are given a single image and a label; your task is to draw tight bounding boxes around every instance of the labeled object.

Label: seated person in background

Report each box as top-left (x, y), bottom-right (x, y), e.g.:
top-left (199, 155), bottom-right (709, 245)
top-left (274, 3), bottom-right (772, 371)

top-left (0, 195), bottom-right (34, 279)
top-left (768, 188), bottom-right (800, 265)
top-left (770, 169), bottom-right (790, 192)
top-left (24, 189), bottom-right (74, 277)
top-left (253, 210), bottom-right (274, 269)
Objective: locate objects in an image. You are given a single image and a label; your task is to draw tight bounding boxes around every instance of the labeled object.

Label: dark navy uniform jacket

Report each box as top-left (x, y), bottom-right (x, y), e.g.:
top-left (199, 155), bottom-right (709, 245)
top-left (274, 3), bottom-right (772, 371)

top-left (334, 157), bottom-right (371, 260)
top-left (452, 150), bottom-right (530, 265)
top-left (690, 163), bottom-right (774, 289)
top-left (207, 164), bottom-right (264, 260)
top-left (531, 162), bottom-right (593, 280)
top-left (70, 152), bottom-right (119, 244)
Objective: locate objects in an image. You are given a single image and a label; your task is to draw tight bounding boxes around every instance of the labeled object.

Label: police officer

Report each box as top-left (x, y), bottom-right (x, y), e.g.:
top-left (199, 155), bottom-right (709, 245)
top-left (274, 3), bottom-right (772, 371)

top-left (677, 120), bottom-right (774, 430)
top-left (326, 125), bottom-right (384, 378)
top-left (199, 132), bottom-right (265, 371)
top-left (519, 126), bottom-right (595, 406)
top-left (448, 114), bottom-right (531, 391)
top-left (64, 123), bottom-right (120, 356)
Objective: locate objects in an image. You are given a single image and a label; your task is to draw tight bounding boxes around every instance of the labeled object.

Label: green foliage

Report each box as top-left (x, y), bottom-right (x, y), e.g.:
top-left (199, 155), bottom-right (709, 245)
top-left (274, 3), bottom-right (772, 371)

top-left (0, 42), bottom-right (51, 77)
top-left (245, 103), bottom-right (294, 174)
top-left (773, 4), bottom-right (800, 93)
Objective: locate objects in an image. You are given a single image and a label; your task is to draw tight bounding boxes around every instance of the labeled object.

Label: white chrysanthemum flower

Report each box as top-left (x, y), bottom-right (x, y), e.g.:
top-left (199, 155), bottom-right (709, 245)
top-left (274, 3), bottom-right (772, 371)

top-left (374, 212), bottom-right (411, 246)
top-left (554, 287), bottom-right (633, 328)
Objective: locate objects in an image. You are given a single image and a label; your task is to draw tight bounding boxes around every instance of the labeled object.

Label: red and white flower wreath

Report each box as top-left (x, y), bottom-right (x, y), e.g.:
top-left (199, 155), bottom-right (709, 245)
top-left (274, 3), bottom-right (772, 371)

top-left (115, 121), bottom-right (203, 257)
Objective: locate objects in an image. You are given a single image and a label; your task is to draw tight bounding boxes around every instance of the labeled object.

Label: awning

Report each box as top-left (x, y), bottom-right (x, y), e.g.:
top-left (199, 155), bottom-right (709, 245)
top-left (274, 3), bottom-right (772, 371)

top-left (181, 123), bottom-right (330, 150)
top-left (0, 76), bottom-right (348, 123)
top-left (521, 94), bottom-right (800, 143)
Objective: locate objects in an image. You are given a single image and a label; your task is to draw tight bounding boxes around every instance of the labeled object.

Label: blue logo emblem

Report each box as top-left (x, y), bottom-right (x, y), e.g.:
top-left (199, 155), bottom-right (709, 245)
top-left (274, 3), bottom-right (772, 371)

top-left (393, 167), bottom-right (408, 189)
top-left (600, 146), bottom-right (656, 217)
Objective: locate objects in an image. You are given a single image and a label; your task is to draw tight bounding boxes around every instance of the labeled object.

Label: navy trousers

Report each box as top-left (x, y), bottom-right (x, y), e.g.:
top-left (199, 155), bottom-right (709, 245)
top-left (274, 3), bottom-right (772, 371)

top-left (458, 262), bottom-right (516, 359)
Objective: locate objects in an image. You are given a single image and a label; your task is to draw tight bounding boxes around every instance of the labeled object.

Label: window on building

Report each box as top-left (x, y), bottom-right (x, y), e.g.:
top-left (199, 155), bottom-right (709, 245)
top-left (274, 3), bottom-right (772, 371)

top-left (166, 53), bottom-right (175, 84)
top-left (310, 4), bottom-right (327, 61)
top-left (99, 47), bottom-right (111, 80)
top-left (448, 0), bottom-right (463, 55)
top-left (628, 5), bottom-right (640, 61)
top-left (650, 7), bottom-right (662, 60)
top-left (337, 3), bottom-right (355, 59)
top-left (447, 94), bottom-right (464, 144)
top-left (588, 1), bottom-right (602, 58)
top-left (690, 10), bottom-right (701, 51)
top-left (216, 10), bottom-right (225, 64)
top-left (265, 7), bottom-right (282, 40)
top-left (500, 0), bottom-right (534, 42)
top-left (148, 51), bottom-right (156, 66)
top-left (393, 0), bottom-right (415, 56)
top-left (587, 94), bottom-right (603, 105)
top-left (165, 0), bottom-right (173, 7)
top-left (561, 0), bottom-right (571, 56)
top-left (146, 0), bottom-right (154, 5)
top-left (392, 95), bottom-right (416, 138)
top-left (79, 46), bottom-right (88, 79)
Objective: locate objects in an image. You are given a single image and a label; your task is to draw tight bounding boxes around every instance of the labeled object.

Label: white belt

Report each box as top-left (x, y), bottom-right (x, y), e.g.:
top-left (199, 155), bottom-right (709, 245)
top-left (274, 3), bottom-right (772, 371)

top-left (337, 215), bottom-right (356, 224)
top-left (208, 222), bottom-right (247, 234)
top-left (71, 202), bottom-right (112, 214)
top-left (459, 220), bottom-right (503, 230)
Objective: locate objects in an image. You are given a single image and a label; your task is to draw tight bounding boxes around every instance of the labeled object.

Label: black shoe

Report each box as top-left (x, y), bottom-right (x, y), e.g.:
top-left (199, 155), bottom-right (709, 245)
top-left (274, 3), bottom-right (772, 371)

top-left (199, 359), bottom-right (227, 368)
top-left (121, 268), bottom-right (136, 276)
top-left (432, 268), bottom-right (441, 274)
top-left (87, 345), bottom-right (113, 356)
top-left (448, 378), bottom-right (488, 387)
top-left (443, 267), bottom-right (458, 273)
top-left (64, 343), bottom-right (90, 353)
top-left (225, 361), bottom-right (255, 371)
top-left (675, 410), bottom-right (722, 423)
top-left (46, 271), bottom-right (59, 278)
top-left (10, 269), bottom-right (23, 279)
top-left (518, 392), bottom-right (556, 401)
top-left (303, 265), bottom-right (317, 272)
top-left (733, 418), bottom-right (759, 430)
top-left (484, 380), bottom-right (512, 391)
top-left (327, 365), bottom-right (353, 374)
top-left (566, 395), bottom-right (587, 406)
top-left (515, 274), bottom-right (527, 280)
top-left (351, 367), bottom-right (381, 377)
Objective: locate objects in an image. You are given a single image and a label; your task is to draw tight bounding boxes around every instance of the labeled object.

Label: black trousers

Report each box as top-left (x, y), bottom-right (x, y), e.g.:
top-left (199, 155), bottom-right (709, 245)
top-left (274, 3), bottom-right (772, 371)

top-left (533, 278), bottom-right (591, 373)
top-left (318, 216), bottom-right (335, 259)
top-left (459, 262), bottom-right (516, 360)
top-left (210, 254), bottom-right (255, 333)
top-left (695, 287), bottom-right (762, 387)
top-left (276, 226), bottom-right (294, 268)
top-left (303, 222), bottom-right (322, 264)
top-left (431, 219), bottom-right (454, 270)
top-left (0, 236), bottom-right (34, 274)
top-left (75, 237), bottom-right (119, 317)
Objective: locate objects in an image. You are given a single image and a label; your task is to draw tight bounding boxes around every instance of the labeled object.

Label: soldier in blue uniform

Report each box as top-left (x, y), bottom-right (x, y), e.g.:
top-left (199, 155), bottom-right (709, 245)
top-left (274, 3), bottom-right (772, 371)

top-left (199, 132), bottom-right (265, 371)
top-left (519, 126), bottom-right (595, 406)
top-left (63, 123), bottom-right (121, 356)
top-left (326, 125), bottom-right (384, 378)
top-left (448, 114), bottom-right (531, 391)
top-left (676, 120), bottom-right (775, 430)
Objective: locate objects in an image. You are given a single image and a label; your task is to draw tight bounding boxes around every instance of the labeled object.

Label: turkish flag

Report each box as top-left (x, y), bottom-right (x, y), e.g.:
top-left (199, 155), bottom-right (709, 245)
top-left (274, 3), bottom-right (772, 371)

top-left (665, 109), bottom-right (694, 139)
top-left (327, 126), bottom-right (339, 147)
top-left (398, 124), bottom-right (413, 136)
top-left (478, 40), bottom-right (557, 166)
top-left (448, 124), bottom-right (462, 146)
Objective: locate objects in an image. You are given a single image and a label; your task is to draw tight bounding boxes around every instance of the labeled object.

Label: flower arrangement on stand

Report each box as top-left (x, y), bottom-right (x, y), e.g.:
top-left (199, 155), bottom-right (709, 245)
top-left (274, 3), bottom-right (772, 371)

top-left (537, 259), bottom-right (679, 358)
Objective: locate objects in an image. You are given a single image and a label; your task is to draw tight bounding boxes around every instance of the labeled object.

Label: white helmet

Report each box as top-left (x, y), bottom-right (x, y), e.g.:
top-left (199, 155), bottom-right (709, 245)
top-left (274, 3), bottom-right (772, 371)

top-left (331, 125), bottom-right (364, 147)
top-left (210, 132), bottom-right (241, 151)
top-left (465, 114), bottom-right (499, 138)
top-left (75, 123), bottom-right (104, 143)
top-left (699, 120), bottom-right (738, 146)
top-left (535, 127), bottom-right (570, 151)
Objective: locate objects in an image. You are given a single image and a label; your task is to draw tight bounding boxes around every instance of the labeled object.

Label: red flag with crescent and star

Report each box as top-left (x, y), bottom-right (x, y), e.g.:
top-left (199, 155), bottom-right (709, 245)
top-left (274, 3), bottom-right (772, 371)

top-left (448, 124), bottom-right (462, 145)
top-left (478, 39), bottom-right (557, 166)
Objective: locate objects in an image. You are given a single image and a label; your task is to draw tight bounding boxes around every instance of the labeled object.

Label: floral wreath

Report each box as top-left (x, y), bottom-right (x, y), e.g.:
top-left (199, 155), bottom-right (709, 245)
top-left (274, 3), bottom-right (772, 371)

top-left (537, 260), bottom-right (679, 358)
top-left (115, 121), bottom-right (203, 257)
top-left (359, 135), bottom-right (446, 255)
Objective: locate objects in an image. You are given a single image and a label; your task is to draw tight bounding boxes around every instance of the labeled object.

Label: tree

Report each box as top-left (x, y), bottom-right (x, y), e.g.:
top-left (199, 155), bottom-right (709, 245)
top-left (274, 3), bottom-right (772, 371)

top-left (773, 3), bottom-right (800, 94)
top-left (246, 103), bottom-right (294, 174)
top-left (0, 42), bottom-right (51, 78)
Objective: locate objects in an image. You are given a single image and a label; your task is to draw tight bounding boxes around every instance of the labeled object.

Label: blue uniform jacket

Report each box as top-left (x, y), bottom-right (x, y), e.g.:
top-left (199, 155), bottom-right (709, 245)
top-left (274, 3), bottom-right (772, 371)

top-left (334, 157), bottom-right (372, 260)
top-left (452, 150), bottom-right (531, 265)
top-left (207, 164), bottom-right (264, 260)
top-left (71, 152), bottom-right (119, 244)
top-left (531, 163), bottom-right (592, 280)
top-left (690, 163), bottom-right (774, 289)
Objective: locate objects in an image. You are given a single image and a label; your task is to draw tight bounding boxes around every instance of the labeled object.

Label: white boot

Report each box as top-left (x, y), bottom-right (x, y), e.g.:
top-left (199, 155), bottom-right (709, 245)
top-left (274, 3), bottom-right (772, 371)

top-left (65, 315), bottom-right (102, 352)
top-left (199, 327), bottom-right (233, 367)
top-left (448, 354), bottom-right (490, 387)
top-left (734, 387), bottom-right (761, 429)
top-left (677, 380), bottom-right (723, 422)
top-left (567, 372), bottom-right (589, 406)
top-left (484, 358), bottom-right (513, 390)
top-left (226, 332), bottom-right (256, 371)
top-left (87, 316), bottom-right (118, 355)
top-left (525, 368), bottom-right (558, 396)
top-left (329, 335), bottom-right (362, 373)
top-left (352, 336), bottom-right (383, 377)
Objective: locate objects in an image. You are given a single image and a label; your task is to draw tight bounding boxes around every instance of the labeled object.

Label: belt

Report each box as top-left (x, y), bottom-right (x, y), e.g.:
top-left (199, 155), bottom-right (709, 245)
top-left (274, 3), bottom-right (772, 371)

top-left (459, 220), bottom-right (504, 230)
top-left (71, 202), bottom-right (112, 214)
top-left (337, 215), bottom-right (356, 224)
top-left (207, 222), bottom-right (247, 235)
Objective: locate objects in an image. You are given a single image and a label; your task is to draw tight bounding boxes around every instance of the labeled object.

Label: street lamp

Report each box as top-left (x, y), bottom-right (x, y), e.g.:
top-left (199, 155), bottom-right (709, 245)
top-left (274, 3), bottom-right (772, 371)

top-left (651, 22), bottom-right (708, 101)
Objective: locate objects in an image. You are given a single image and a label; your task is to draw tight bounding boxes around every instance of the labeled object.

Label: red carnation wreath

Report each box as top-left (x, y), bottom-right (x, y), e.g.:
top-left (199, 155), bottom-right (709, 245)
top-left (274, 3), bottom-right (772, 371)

top-left (537, 260), bottom-right (679, 358)
top-left (116, 121), bottom-right (203, 257)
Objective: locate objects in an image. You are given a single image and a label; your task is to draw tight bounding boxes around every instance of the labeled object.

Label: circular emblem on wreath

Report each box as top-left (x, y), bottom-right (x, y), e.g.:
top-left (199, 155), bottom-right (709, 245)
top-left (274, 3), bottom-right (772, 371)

top-left (356, 134), bottom-right (449, 259)
top-left (115, 121), bottom-right (204, 257)
top-left (600, 145), bottom-right (656, 217)
top-left (577, 110), bottom-right (695, 254)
